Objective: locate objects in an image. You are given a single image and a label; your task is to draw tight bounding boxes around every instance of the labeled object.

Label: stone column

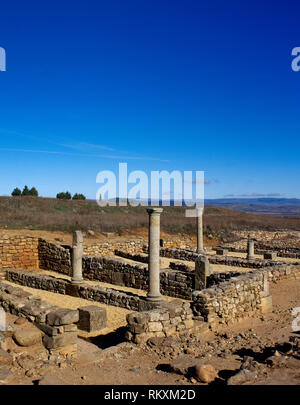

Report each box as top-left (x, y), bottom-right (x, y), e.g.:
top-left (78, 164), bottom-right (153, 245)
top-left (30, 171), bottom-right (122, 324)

top-left (195, 255), bottom-right (210, 290)
top-left (196, 207), bottom-right (204, 254)
top-left (146, 208), bottom-right (163, 302)
top-left (247, 236), bottom-right (255, 260)
top-left (71, 230), bottom-right (84, 285)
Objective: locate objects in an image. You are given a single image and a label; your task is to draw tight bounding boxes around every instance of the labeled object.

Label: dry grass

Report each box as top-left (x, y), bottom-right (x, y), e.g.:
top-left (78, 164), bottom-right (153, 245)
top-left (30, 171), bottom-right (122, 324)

top-left (1, 196), bottom-right (300, 239)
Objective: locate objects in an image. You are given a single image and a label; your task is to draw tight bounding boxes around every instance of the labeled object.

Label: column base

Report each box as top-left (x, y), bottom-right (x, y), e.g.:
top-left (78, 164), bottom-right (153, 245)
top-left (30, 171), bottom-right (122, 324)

top-left (71, 278), bottom-right (84, 285)
top-left (247, 256), bottom-right (255, 260)
top-left (146, 293), bottom-right (163, 302)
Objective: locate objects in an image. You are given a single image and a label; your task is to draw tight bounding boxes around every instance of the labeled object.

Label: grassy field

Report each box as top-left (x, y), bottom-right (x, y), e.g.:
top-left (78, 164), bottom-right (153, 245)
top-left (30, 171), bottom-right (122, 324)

top-left (0, 197), bottom-right (300, 239)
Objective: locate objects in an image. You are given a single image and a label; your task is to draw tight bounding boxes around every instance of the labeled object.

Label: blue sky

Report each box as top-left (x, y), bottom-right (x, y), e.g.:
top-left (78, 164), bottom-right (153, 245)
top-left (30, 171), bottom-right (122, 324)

top-left (0, 0), bottom-right (300, 199)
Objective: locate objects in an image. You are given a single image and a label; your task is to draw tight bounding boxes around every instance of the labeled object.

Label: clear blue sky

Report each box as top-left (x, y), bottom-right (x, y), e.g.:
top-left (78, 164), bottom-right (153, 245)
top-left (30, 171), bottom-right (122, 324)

top-left (0, 0), bottom-right (300, 199)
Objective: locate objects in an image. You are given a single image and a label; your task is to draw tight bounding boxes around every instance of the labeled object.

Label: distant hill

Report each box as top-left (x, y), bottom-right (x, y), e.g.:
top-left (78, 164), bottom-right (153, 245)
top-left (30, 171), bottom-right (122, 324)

top-left (0, 196), bottom-right (300, 236)
top-left (205, 198), bottom-right (300, 217)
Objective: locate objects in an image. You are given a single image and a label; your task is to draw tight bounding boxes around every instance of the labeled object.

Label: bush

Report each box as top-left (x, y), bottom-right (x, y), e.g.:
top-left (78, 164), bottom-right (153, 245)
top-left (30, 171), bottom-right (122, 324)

top-left (11, 187), bottom-right (21, 196)
top-left (29, 187), bottom-right (38, 196)
top-left (72, 193), bottom-right (86, 200)
top-left (21, 185), bottom-right (30, 196)
top-left (56, 191), bottom-right (72, 200)
top-left (21, 186), bottom-right (38, 196)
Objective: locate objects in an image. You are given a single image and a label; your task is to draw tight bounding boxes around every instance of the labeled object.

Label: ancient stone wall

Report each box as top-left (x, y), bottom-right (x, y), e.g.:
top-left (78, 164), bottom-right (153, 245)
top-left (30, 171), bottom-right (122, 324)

top-left (5, 269), bottom-right (142, 311)
top-left (0, 280), bottom-right (78, 357)
top-left (126, 300), bottom-right (194, 344)
top-left (38, 239), bottom-right (71, 275)
top-left (82, 257), bottom-right (193, 299)
top-left (160, 247), bottom-right (287, 268)
top-left (114, 249), bottom-right (149, 263)
top-left (0, 235), bottom-right (39, 270)
top-left (192, 263), bottom-right (300, 325)
top-left (83, 240), bottom-right (146, 256)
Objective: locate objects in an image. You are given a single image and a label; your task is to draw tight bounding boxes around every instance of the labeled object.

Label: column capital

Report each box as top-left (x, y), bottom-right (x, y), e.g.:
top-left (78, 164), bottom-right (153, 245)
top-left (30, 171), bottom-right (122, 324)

top-left (147, 208), bottom-right (163, 215)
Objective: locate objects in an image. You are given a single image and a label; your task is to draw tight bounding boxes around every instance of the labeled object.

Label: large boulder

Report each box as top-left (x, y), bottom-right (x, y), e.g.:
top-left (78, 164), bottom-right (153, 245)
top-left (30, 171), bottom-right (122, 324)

top-left (13, 327), bottom-right (42, 347)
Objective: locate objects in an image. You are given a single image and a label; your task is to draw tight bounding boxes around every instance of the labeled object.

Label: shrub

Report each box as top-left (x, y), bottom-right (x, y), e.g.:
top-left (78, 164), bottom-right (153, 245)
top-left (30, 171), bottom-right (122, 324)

top-left (11, 187), bottom-right (21, 196)
top-left (21, 185), bottom-right (30, 196)
top-left (72, 193), bottom-right (86, 200)
top-left (56, 191), bottom-right (72, 200)
top-left (29, 187), bottom-right (38, 196)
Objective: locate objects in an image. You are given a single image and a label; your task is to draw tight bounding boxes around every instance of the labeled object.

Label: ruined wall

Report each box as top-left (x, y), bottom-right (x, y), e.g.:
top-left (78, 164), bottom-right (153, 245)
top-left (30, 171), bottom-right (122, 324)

top-left (160, 247), bottom-right (286, 269)
top-left (114, 249), bottom-right (149, 263)
top-left (126, 300), bottom-right (194, 344)
top-left (0, 280), bottom-right (78, 357)
top-left (0, 235), bottom-right (39, 270)
top-left (38, 239), bottom-right (71, 275)
top-left (82, 257), bottom-right (194, 299)
top-left (6, 269), bottom-right (143, 311)
top-left (83, 240), bottom-right (146, 256)
top-left (192, 264), bottom-right (300, 325)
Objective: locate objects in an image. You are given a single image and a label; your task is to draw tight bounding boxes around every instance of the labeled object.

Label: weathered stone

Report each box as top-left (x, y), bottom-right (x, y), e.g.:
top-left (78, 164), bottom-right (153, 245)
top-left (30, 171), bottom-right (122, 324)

top-left (43, 332), bottom-right (77, 349)
top-left (148, 322), bottom-right (163, 332)
top-left (194, 364), bottom-right (218, 383)
top-left (13, 327), bottom-right (42, 347)
top-left (227, 369), bottom-right (257, 385)
top-left (17, 355), bottom-right (36, 370)
top-left (0, 348), bottom-right (13, 366)
top-left (78, 306), bottom-right (106, 332)
top-left (170, 356), bottom-right (200, 375)
top-left (14, 317), bottom-right (27, 326)
top-left (46, 309), bottom-right (79, 326)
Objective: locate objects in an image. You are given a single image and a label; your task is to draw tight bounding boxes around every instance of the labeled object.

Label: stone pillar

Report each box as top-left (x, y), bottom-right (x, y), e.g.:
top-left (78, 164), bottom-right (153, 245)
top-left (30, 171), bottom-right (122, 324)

top-left (247, 236), bottom-right (255, 260)
top-left (196, 207), bottom-right (204, 254)
top-left (195, 255), bottom-right (210, 290)
top-left (146, 208), bottom-right (163, 302)
top-left (71, 230), bottom-right (84, 285)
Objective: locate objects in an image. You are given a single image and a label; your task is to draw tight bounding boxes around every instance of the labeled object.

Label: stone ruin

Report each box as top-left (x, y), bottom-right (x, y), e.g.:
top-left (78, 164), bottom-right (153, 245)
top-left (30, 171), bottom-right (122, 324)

top-left (0, 208), bottom-right (300, 359)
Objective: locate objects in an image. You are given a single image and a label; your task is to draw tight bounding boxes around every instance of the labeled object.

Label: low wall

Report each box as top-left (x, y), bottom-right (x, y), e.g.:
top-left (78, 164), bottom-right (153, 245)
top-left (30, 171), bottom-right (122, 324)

top-left (126, 300), bottom-right (194, 344)
top-left (192, 263), bottom-right (300, 325)
top-left (114, 249), bottom-right (149, 263)
top-left (82, 257), bottom-right (194, 299)
top-left (83, 240), bottom-right (146, 257)
top-left (5, 269), bottom-right (143, 311)
top-left (219, 244), bottom-right (300, 259)
top-left (0, 280), bottom-right (78, 357)
top-left (38, 239), bottom-right (71, 275)
top-left (0, 235), bottom-right (39, 270)
top-left (160, 247), bottom-right (286, 268)
top-left (4, 269), bottom-right (197, 344)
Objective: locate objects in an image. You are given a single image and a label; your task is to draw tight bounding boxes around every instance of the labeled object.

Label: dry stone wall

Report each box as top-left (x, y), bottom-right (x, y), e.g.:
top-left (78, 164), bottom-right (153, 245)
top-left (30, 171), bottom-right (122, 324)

top-left (0, 280), bottom-right (78, 356)
top-left (126, 300), bottom-right (194, 344)
top-left (0, 235), bottom-right (39, 270)
top-left (192, 263), bottom-right (300, 325)
top-left (38, 239), bottom-right (71, 275)
top-left (160, 247), bottom-right (288, 269)
top-left (82, 257), bottom-right (194, 299)
top-left (5, 269), bottom-right (142, 311)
